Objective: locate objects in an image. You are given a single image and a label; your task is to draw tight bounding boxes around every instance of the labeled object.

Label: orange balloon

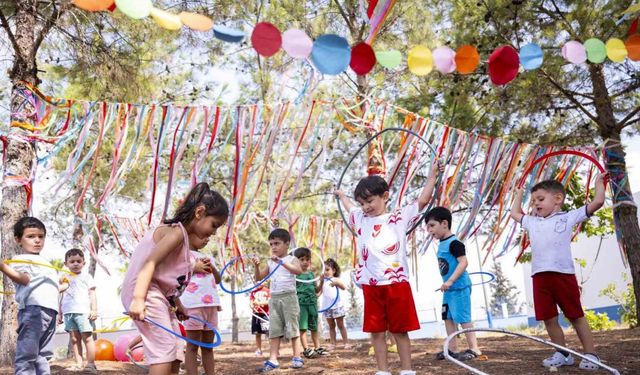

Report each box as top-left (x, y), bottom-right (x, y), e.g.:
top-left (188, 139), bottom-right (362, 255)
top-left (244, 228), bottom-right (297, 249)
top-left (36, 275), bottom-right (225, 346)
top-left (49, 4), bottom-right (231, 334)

top-left (73, 0), bottom-right (114, 12)
top-left (626, 34), bottom-right (640, 62)
top-left (95, 339), bottom-right (116, 361)
top-left (179, 12), bottom-right (214, 32)
top-left (455, 45), bottom-right (480, 74)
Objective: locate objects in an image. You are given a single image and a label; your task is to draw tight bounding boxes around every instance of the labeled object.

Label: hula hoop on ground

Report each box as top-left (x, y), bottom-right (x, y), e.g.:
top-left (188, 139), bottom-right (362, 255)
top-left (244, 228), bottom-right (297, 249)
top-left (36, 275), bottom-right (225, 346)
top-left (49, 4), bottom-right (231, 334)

top-left (318, 278), bottom-right (340, 313)
top-left (219, 256), bottom-right (283, 295)
top-left (125, 313), bottom-right (222, 349)
top-left (292, 248), bottom-right (326, 284)
top-left (443, 327), bottom-right (620, 375)
top-left (518, 150), bottom-right (605, 189)
top-left (335, 127), bottom-right (437, 237)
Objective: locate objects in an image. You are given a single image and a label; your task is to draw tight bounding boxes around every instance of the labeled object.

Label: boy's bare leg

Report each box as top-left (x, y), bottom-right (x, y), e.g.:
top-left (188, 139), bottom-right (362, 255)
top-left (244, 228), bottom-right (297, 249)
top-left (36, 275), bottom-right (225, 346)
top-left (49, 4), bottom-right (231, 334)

top-left (444, 320), bottom-right (459, 352)
top-left (299, 330), bottom-right (309, 350)
top-left (570, 317), bottom-right (596, 353)
top-left (268, 337), bottom-right (281, 363)
top-left (81, 332), bottom-right (96, 366)
top-left (371, 332), bottom-right (389, 371)
top-left (460, 322), bottom-right (481, 354)
top-left (291, 336), bottom-right (302, 358)
top-left (311, 330), bottom-right (320, 348)
top-left (70, 331), bottom-right (83, 367)
top-left (544, 317), bottom-right (567, 348)
top-left (255, 334), bottom-right (262, 353)
top-left (201, 330), bottom-right (216, 375)
top-left (392, 332), bottom-right (412, 371)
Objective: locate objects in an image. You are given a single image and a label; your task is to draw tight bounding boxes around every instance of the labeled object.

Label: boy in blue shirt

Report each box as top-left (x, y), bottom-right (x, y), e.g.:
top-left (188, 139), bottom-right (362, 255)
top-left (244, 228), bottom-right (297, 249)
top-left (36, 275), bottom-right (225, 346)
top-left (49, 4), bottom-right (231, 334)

top-left (425, 207), bottom-right (482, 361)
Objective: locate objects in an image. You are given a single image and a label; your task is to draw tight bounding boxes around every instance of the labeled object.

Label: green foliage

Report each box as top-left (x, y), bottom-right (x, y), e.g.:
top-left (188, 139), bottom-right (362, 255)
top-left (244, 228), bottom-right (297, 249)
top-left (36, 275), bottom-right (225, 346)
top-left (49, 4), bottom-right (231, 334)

top-left (489, 261), bottom-right (522, 317)
top-left (599, 274), bottom-right (638, 328)
top-left (583, 310), bottom-right (616, 332)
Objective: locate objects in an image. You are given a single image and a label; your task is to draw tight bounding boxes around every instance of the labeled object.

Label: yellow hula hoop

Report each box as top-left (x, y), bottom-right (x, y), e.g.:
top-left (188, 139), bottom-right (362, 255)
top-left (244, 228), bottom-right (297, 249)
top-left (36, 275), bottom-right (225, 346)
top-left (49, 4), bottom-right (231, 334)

top-left (95, 316), bottom-right (131, 333)
top-left (4, 259), bottom-right (75, 275)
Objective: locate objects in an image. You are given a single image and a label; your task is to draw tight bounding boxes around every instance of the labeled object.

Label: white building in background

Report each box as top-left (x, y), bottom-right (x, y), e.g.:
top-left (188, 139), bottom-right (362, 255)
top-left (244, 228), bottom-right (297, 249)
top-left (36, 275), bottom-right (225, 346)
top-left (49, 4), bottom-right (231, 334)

top-left (520, 192), bottom-right (638, 326)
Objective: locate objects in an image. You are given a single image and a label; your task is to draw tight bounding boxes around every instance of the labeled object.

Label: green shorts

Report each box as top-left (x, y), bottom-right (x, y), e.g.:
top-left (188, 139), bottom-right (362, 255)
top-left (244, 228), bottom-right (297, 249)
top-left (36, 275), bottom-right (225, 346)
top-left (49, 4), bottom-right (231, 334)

top-left (269, 291), bottom-right (300, 339)
top-left (299, 303), bottom-right (318, 332)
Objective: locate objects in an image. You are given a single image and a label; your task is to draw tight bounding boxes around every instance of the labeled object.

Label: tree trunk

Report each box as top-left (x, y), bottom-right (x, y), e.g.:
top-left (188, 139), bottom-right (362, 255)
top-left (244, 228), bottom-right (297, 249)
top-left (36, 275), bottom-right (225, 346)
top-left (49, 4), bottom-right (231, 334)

top-left (231, 276), bottom-right (239, 343)
top-left (0, 2), bottom-right (39, 365)
top-left (588, 64), bottom-right (640, 321)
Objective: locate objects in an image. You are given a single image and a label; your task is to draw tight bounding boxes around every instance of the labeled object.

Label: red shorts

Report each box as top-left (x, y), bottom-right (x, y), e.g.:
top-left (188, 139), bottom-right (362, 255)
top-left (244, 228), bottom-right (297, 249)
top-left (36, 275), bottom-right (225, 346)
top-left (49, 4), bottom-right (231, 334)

top-left (533, 272), bottom-right (584, 321)
top-left (362, 282), bottom-right (420, 333)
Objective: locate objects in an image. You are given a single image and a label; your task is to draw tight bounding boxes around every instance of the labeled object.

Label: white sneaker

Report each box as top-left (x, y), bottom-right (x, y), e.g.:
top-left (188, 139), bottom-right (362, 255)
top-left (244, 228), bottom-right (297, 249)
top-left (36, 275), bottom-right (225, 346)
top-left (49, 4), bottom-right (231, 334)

top-left (542, 351), bottom-right (574, 368)
top-left (400, 371), bottom-right (417, 375)
top-left (579, 353), bottom-right (600, 371)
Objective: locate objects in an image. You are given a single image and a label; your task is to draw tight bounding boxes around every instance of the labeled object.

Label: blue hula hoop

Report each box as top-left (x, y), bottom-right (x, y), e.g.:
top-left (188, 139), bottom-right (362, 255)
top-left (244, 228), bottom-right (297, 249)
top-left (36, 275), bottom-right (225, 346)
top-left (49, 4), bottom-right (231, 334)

top-left (437, 271), bottom-right (496, 292)
top-left (219, 256), bottom-right (283, 295)
top-left (124, 313), bottom-right (222, 349)
top-left (318, 278), bottom-right (340, 313)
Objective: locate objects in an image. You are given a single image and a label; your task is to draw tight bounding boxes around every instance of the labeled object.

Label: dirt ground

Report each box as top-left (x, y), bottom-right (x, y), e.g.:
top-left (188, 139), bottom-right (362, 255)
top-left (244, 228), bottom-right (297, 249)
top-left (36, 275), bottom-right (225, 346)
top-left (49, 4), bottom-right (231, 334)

top-left (1, 328), bottom-right (638, 374)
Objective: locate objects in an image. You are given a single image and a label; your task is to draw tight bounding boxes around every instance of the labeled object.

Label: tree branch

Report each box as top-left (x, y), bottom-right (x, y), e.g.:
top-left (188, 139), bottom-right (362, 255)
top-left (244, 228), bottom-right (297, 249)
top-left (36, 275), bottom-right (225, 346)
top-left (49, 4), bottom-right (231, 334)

top-left (619, 106), bottom-right (640, 129)
top-left (0, 8), bottom-right (22, 60)
top-left (333, 0), bottom-right (355, 35)
top-left (540, 70), bottom-right (599, 123)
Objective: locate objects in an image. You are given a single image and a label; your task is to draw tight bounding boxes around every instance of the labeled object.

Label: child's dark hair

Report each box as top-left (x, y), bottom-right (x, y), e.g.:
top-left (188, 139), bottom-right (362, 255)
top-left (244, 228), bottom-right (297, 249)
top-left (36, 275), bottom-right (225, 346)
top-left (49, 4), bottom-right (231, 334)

top-left (293, 247), bottom-right (311, 259)
top-left (425, 206), bottom-right (453, 229)
top-left (325, 258), bottom-right (341, 277)
top-left (268, 228), bottom-right (290, 243)
top-left (14, 217), bottom-right (46, 238)
top-left (164, 182), bottom-right (229, 225)
top-left (65, 248), bottom-right (84, 261)
top-left (354, 175), bottom-right (389, 201)
top-left (531, 180), bottom-right (565, 197)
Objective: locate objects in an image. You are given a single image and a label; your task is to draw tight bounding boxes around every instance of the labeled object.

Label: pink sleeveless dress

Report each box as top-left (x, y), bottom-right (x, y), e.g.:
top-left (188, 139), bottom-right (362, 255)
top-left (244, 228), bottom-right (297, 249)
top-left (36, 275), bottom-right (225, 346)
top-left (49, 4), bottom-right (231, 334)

top-left (121, 223), bottom-right (192, 365)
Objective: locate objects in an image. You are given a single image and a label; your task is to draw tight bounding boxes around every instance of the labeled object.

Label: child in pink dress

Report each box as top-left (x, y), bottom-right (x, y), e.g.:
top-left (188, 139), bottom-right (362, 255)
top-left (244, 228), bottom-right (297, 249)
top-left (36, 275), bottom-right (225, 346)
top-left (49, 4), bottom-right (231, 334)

top-left (179, 247), bottom-right (222, 375)
top-left (122, 183), bottom-right (228, 375)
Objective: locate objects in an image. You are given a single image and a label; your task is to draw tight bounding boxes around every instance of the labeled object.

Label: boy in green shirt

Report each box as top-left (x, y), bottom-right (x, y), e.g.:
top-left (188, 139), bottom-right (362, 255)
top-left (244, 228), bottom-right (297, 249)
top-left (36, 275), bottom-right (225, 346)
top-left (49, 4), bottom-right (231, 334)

top-left (294, 247), bottom-right (326, 358)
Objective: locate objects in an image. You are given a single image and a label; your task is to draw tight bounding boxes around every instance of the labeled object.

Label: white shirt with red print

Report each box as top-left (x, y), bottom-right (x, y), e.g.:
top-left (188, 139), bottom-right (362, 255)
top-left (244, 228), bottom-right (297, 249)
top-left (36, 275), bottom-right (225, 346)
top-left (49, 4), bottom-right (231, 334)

top-left (179, 251), bottom-right (222, 308)
top-left (350, 202), bottom-right (420, 286)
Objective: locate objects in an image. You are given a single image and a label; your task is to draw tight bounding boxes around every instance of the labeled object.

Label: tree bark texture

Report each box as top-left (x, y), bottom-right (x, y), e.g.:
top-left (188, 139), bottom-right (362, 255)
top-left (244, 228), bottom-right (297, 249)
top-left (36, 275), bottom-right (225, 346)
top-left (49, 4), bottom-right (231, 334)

top-left (589, 64), bottom-right (640, 322)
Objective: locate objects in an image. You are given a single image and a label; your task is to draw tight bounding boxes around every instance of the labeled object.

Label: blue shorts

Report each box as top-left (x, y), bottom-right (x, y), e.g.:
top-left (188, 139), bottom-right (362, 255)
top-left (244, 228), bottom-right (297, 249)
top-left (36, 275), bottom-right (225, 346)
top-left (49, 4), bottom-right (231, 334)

top-left (64, 313), bottom-right (95, 333)
top-left (442, 287), bottom-right (471, 324)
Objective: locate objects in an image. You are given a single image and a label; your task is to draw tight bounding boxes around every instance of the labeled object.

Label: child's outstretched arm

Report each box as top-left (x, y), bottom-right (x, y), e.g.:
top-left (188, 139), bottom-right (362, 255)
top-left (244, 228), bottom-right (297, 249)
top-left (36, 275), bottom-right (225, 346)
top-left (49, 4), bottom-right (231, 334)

top-left (278, 256), bottom-right (303, 275)
top-left (253, 256), bottom-right (269, 282)
top-left (333, 190), bottom-right (355, 213)
top-left (510, 187), bottom-right (525, 223)
top-left (0, 261), bottom-right (29, 286)
top-left (211, 263), bottom-right (222, 285)
top-left (315, 276), bottom-right (324, 294)
top-left (128, 227), bottom-right (184, 321)
top-left (418, 160), bottom-right (442, 211)
top-left (587, 173), bottom-right (607, 215)
top-left (329, 277), bottom-right (346, 290)
top-left (441, 255), bottom-right (468, 291)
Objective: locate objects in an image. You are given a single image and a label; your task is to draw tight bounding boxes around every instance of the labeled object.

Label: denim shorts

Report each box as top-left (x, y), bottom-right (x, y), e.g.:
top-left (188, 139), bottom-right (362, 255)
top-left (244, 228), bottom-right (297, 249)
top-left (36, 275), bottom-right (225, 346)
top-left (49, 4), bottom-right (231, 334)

top-left (64, 313), bottom-right (95, 333)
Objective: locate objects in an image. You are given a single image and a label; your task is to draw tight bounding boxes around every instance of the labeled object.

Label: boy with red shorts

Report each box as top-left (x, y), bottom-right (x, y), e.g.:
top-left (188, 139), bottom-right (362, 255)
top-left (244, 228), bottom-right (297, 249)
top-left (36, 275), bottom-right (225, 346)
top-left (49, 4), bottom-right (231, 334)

top-left (511, 174), bottom-right (606, 370)
top-left (335, 163), bottom-right (440, 375)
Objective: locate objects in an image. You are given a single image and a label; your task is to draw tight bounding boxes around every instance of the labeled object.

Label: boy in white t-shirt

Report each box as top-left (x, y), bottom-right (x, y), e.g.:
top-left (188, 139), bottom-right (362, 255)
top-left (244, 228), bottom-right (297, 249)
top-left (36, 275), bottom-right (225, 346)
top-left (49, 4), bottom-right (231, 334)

top-left (58, 248), bottom-right (97, 373)
top-left (511, 174), bottom-right (606, 370)
top-left (253, 228), bottom-right (303, 372)
top-left (334, 162), bottom-right (440, 375)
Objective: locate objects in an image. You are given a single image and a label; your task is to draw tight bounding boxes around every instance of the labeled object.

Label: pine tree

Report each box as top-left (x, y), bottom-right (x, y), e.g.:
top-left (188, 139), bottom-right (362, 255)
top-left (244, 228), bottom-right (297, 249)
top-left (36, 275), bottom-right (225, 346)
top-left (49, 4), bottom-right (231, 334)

top-left (489, 261), bottom-right (523, 318)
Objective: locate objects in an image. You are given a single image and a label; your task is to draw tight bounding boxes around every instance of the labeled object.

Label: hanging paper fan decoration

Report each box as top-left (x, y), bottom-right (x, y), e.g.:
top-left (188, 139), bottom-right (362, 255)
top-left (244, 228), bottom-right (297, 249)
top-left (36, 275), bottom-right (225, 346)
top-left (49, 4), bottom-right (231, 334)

top-left (488, 45), bottom-right (519, 85)
top-left (605, 38), bottom-right (628, 62)
top-left (150, 8), bottom-right (182, 31)
top-left (584, 38), bottom-right (607, 63)
top-left (455, 45), bottom-right (480, 74)
top-left (626, 34), bottom-right (640, 61)
top-left (114, 0), bottom-right (152, 19)
top-left (251, 22), bottom-right (282, 57)
top-left (375, 50), bottom-right (402, 69)
top-left (179, 12), bottom-right (213, 32)
top-left (213, 25), bottom-right (245, 43)
top-left (519, 43), bottom-right (543, 70)
top-left (311, 34), bottom-right (351, 75)
top-left (282, 29), bottom-right (313, 59)
top-left (407, 45), bottom-right (433, 76)
top-left (73, 0), bottom-right (114, 12)
top-left (561, 41), bottom-right (586, 64)
top-left (432, 46), bottom-right (456, 74)
top-left (350, 42), bottom-right (376, 75)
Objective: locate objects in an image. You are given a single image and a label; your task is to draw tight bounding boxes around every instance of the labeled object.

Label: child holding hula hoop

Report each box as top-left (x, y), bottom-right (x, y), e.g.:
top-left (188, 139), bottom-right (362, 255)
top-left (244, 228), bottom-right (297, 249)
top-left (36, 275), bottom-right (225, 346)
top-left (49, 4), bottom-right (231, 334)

top-left (425, 206), bottom-right (482, 361)
top-left (321, 258), bottom-right (350, 350)
top-left (511, 175), bottom-right (606, 370)
top-left (334, 162), bottom-right (440, 375)
top-left (252, 228), bottom-right (304, 372)
top-left (294, 247), bottom-right (326, 358)
top-left (122, 183), bottom-right (229, 375)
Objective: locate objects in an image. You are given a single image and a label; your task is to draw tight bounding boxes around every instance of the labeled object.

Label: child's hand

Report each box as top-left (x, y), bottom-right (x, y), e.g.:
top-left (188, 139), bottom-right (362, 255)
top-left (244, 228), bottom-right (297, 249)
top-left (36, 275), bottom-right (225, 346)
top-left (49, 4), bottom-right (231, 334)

top-left (175, 305), bottom-right (188, 321)
top-left (595, 172), bottom-right (609, 185)
top-left (128, 298), bottom-right (146, 321)
top-left (193, 259), bottom-right (213, 274)
top-left (251, 256), bottom-right (261, 266)
top-left (440, 280), bottom-right (453, 291)
top-left (59, 275), bottom-right (70, 284)
top-left (429, 159), bottom-right (444, 177)
top-left (333, 189), bottom-right (346, 198)
top-left (89, 310), bottom-right (98, 321)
